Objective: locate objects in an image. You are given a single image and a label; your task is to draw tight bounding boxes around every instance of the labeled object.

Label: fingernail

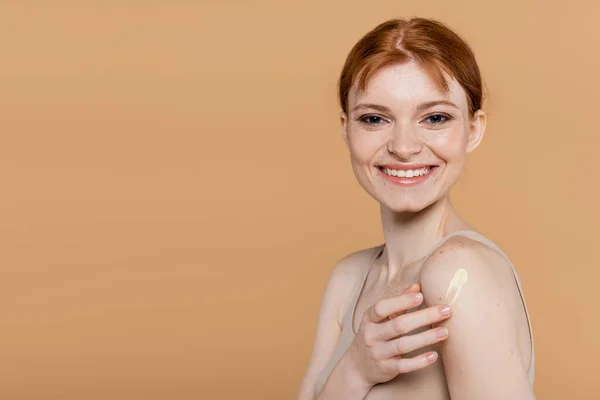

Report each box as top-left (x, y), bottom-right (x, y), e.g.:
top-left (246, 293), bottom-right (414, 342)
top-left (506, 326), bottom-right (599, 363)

top-left (436, 327), bottom-right (449, 338)
top-left (427, 352), bottom-right (438, 362)
top-left (439, 305), bottom-right (452, 316)
top-left (413, 293), bottom-right (423, 303)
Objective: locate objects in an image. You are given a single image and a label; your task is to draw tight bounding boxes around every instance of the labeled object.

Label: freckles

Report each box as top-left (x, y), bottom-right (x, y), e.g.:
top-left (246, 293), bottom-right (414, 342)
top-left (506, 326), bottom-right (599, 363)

top-left (424, 130), bottom-right (466, 156)
top-left (350, 136), bottom-right (386, 162)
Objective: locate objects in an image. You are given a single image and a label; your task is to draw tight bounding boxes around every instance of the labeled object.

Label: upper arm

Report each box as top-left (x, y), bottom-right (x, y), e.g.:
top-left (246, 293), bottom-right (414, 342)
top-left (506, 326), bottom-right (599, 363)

top-left (420, 237), bottom-right (535, 400)
top-left (297, 249), bottom-right (374, 400)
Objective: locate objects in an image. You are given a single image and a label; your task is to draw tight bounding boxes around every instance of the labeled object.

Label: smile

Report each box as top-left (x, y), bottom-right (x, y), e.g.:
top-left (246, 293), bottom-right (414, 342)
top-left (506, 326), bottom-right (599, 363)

top-left (382, 166), bottom-right (431, 178)
top-left (376, 164), bottom-right (438, 185)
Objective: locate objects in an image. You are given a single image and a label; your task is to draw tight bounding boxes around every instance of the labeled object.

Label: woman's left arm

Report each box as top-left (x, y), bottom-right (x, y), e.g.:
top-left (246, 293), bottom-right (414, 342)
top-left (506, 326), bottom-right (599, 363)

top-left (420, 236), bottom-right (536, 400)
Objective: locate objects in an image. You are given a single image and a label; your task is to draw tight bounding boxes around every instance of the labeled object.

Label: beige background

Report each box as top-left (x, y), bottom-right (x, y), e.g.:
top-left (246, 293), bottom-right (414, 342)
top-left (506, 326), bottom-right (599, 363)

top-left (0, 1), bottom-right (598, 399)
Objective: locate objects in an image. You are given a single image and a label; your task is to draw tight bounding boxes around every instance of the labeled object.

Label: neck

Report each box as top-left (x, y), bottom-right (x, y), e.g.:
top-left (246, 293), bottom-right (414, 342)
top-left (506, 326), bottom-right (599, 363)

top-left (379, 196), bottom-right (467, 280)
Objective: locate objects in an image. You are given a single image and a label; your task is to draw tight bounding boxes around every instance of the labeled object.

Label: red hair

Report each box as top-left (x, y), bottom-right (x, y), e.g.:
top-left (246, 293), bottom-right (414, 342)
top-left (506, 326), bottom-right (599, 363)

top-left (338, 18), bottom-right (483, 117)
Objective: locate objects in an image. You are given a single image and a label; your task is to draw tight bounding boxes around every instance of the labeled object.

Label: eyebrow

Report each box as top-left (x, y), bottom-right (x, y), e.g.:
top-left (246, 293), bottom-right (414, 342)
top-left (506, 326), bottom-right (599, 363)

top-left (416, 100), bottom-right (459, 111)
top-left (351, 100), bottom-right (459, 113)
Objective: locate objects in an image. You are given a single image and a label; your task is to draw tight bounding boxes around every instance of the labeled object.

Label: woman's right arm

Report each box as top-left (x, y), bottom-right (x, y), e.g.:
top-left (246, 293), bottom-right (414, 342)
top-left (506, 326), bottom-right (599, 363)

top-left (297, 250), bottom-right (376, 400)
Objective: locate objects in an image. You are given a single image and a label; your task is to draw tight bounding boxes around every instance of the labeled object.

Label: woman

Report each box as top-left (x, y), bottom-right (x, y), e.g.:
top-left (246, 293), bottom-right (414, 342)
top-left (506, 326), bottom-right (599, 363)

top-left (297, 18), bottom-right (535, 399)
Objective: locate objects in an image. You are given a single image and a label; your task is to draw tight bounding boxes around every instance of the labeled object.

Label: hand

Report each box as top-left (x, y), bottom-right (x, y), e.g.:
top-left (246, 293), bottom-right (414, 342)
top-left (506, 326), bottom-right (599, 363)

top-left (347, 283), bottom-right (452, 386)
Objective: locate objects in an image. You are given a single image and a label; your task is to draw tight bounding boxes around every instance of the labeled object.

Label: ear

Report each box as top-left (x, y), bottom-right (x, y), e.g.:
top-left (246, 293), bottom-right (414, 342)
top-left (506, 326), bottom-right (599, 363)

top-left (466, 109), bottom-right (487, 153)
top-left (340, 111), bottom-right (350, 147)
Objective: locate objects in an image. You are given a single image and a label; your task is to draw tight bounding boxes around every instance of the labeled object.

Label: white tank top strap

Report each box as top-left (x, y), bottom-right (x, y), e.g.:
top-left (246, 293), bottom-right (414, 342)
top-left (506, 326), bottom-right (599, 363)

top-left (340, 245), bottom-right (384, 329)
top-left (424, 229), bottom-right (503, 258)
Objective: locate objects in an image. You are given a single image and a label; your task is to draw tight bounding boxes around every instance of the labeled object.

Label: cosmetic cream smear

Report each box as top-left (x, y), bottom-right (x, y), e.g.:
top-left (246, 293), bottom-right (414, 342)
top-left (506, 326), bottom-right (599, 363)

top-left (445, 268), bottom-right (468, 305)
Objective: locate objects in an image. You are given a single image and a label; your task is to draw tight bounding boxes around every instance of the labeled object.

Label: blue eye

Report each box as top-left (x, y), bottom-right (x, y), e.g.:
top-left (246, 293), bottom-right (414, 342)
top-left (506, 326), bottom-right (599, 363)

top-left (359, 115), bottom-right (386, 125)
top-left (424, 114), bottom-right (451, 125)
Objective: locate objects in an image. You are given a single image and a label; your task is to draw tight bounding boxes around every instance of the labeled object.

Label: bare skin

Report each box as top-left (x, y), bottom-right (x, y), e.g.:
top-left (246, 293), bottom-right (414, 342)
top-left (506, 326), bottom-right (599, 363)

top-left (298, 60), bottom-right (534, 399)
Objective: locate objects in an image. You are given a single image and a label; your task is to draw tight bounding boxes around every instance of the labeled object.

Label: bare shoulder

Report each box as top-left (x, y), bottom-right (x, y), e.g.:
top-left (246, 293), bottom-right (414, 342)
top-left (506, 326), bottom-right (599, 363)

top-left (419, 235), bottom-right (534, 398)
top-left (420, 234), bottom-right (517, 305)
top-left (331, 245), bottom-right (381, 284)
top-left (327, 245), bottom-right (382, 322)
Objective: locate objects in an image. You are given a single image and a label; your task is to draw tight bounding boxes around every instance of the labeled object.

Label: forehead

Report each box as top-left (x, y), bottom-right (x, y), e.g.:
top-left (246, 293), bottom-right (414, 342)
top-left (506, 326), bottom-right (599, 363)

top-left (349, 60), bottom-right (468, 111)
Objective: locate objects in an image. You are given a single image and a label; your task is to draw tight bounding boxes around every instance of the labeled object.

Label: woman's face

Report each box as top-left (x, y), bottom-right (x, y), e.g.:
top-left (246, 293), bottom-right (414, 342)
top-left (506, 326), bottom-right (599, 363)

top-left (342, 60), bottom-right (486, 213)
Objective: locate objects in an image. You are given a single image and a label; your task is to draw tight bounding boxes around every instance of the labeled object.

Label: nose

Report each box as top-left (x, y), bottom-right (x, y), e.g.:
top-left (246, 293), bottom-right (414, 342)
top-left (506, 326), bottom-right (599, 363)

top-left (387, 124), bottom-right (422, 160)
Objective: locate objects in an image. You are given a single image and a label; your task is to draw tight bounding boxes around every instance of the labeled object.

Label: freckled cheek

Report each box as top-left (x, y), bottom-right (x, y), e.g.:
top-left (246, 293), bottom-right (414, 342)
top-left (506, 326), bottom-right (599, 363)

top-left (424, 133), bottom-right (467, 163)
top-left (349, 135), bottom-right (386, 165)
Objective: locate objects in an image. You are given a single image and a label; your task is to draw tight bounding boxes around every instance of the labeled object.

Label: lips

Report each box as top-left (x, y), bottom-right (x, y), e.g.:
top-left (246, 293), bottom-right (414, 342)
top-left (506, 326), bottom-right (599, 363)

top-left (376, 164), bottom-right (439, 184)
top-left (378, 163), bottom-right (436, 171)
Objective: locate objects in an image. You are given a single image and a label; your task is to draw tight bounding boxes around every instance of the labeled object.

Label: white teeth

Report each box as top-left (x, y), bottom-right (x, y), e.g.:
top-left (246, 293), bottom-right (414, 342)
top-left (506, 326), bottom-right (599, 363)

top-left (383, 167), bottom-right (431, 178)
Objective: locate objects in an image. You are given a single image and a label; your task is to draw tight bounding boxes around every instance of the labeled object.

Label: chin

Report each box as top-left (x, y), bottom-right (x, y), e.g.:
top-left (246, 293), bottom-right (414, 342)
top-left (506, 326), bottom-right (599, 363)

top-left (370, 188), bottom-right (445, 214)
top-left (354, 170), bottom-right (452, 214)
top-left (382, 199), bottom-right (435, 214)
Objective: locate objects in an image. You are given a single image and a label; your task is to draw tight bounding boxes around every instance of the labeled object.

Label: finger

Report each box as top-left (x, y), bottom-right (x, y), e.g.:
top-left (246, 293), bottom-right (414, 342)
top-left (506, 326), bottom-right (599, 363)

top-left (392, 351), bottom-right (439, 374)
top-left (378, 304), bottom-right (452, 340)
top-left (387, 283), bottom-right (423, 320)
top-left (366, 292), bottom-right (424, 323)
top-left (387, 284), bottom-right (422, 320)
top-left (373, 327), bottom-right (449, 359)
